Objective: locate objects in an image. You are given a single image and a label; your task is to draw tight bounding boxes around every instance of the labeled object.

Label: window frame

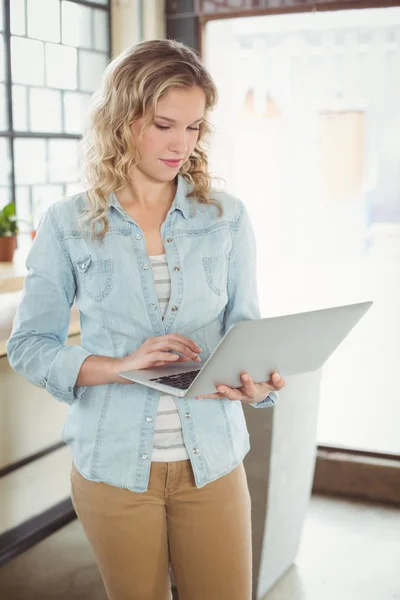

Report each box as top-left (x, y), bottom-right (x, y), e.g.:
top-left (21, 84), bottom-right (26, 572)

top-left (0, 0), bottom-right (112, 209)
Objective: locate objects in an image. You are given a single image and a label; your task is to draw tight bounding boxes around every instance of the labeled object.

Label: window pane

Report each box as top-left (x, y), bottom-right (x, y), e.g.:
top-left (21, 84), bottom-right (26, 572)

top-left (10, 0), bottom-right (26, 36)
top-left (78, 50), bottom-right (107, 92)
top-left (45, 43), bottom-right (77, 89)
top-left (65, 182), bottom-right (83, 197)
top-left (15, 186), bottom-right (32, 232)
top-left (0, 137), bottom-right (11, 185)
top-left (48, 139), bottom-right (79, 183)
top-left (62, 2), bottom-right (92, 49)
top-left (30, 88), bottom-right (62, 132)
top-left (27, 0), bottom-right (60, 43)
top-left (32, 184), bottom-right (63, 227)
top-left (63, 91), bottom-right (90, 134)
top-left (14, 139), bottom-right (47, 184)
top-left (0, 187), bottom-right (11, 209)
top-left (11, 37), bottom-right (45, 86)
top-left (204, 8), bottom-right (400, 454)
top-left (0, 35), bottom-right (4, 82)
top-left (12, 85), bottom-right (28, 130)
top-left (93, 9), bottom-right (109, 53)
top-left (0, 83), bottom-right (7, 130)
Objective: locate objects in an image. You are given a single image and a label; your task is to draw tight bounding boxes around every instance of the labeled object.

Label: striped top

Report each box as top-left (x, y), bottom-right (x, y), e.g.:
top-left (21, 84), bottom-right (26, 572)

top-left (149, 254), bottom-right (190, 462)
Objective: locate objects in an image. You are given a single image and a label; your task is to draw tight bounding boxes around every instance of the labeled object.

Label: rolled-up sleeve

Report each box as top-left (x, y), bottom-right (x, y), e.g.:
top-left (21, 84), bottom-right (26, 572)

top-left (223, 200), bottom-right (278, 409)
top-left (6, 206), bottom-right (92, 405)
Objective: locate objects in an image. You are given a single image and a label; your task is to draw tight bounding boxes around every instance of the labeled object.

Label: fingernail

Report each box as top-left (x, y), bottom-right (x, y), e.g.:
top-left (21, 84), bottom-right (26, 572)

top-left (242, 374), bottom-right (249, 381)
top-left (274, 373), bottom-right (281, 382)
top-left (219, 387), bottom-right (226, 393)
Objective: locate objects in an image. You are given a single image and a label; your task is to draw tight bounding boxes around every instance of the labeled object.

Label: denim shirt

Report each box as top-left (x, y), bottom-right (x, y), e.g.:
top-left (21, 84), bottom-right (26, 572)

top-left (7, 175), bottom-right (277, 492)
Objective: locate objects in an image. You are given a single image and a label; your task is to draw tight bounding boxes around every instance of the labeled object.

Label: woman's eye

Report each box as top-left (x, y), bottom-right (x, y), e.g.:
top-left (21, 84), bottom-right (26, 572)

top-left (155, 125), bottom-right (200, 131)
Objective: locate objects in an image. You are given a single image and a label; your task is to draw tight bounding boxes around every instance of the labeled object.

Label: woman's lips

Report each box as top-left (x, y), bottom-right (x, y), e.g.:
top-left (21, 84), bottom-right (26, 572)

top-left (160, 159), bottom-right (182, 168)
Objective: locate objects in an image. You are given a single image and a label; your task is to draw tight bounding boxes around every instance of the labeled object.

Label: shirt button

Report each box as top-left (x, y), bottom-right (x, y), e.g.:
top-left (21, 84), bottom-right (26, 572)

top-left (192, 448), bottom-right (199, 454)
top-left (146, 417), bottom-right (153, 423)
top-left (166, 237), bottom-right (173, 243)
top-left (150, 303), bottom-right (157, 310)
top-left (185, 412), bottom-right (191, 418)
top-left (40, 378), bottom-right (46, 387)
top-left (171, 306), bottom-right (178, 312)
top-left (143, 263), bottom-right (150, 270)
top-left (173, 266), bottom-right (180, 272)
top-left (141, 453), bottom-right (149, 460)
top-left (135, 233), bottom-right (142, 240)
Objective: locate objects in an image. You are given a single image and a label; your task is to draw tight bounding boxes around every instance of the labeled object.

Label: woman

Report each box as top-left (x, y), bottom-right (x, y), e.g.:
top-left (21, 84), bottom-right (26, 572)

top-left (7, 39), bottom-right (285, 600)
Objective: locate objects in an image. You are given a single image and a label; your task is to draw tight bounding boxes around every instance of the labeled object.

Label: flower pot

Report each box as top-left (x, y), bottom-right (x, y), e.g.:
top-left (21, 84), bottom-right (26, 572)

top-left (0, 235), bottom-right (17, 262)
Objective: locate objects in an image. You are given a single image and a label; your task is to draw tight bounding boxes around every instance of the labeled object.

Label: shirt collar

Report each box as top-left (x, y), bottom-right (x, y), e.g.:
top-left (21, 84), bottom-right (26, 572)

top-left (109, 174), bottom-right (196, 220)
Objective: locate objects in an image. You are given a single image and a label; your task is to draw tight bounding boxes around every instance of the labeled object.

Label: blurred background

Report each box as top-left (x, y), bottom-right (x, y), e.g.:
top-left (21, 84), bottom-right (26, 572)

top-left (0, 1), bottom-right (399, 599)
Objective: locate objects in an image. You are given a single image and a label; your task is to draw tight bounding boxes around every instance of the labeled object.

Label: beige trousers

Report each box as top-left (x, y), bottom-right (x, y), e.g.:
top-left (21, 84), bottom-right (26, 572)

top-left (71, 460), bottom-right (252, 600)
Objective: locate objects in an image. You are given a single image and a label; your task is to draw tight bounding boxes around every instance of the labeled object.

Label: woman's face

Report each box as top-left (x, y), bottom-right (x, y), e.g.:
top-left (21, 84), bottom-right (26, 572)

top-left (130, 86), bottom-right (206, 182)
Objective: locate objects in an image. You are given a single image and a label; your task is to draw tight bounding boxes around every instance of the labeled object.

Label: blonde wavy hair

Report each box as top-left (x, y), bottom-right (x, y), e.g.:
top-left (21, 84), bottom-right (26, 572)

top-left (80, 39), bottom-right (221, 240)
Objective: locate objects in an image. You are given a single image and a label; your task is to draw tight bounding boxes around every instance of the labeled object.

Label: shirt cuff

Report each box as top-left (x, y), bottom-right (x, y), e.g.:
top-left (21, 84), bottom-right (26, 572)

top-left (250, 390), bottom-right (278, 408)
top-left (44, 345), bottom-right (93, 405)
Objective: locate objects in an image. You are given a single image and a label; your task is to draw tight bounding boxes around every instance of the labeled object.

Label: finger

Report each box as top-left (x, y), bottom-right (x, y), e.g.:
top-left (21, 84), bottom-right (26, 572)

top-left (152, 340), bottom-right (202, 362)
top-left (195, 393), bottom-right (223, 400)
top-left (163, 334), bottom-right (202, 354)
top-left (216, 385), bottom-right (242, 401)
top-left (148, 351), bottom-right (181, 365)
top-left (240, 373), bottom-right (258, 398)
top-left (268, 372), bottom-right (285, 389)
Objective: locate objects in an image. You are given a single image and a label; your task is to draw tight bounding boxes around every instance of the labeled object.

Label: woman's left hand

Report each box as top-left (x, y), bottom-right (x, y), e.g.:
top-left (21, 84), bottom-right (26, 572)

top-left (195, 371), bottom-right (285, 404)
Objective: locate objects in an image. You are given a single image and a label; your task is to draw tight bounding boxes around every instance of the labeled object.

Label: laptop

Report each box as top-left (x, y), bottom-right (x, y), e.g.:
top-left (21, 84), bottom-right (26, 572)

top-left (119, 300), bottom-right (373, 398)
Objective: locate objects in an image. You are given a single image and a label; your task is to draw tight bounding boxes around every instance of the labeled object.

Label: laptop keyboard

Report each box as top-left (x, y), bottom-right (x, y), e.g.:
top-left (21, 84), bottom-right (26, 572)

top-left (149, 369), bottom-right (201, 390)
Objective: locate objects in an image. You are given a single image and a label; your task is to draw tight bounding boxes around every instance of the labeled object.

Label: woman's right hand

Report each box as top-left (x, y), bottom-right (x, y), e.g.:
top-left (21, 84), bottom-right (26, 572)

top-left (117, 334), bottom-right (203, 372)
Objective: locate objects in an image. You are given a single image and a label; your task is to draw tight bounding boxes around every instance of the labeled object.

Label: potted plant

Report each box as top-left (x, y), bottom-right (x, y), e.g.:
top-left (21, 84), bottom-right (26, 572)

top-left (0, 203), bottom-right (18, 262)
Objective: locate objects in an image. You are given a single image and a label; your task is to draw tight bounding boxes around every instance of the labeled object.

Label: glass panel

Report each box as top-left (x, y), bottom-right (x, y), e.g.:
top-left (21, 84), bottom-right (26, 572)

top-left (204, 8), bottom-right (400, 454)
top-left (27, 0), bottom-right (60, 43)
top-left (63, 91), bottom-right (90, 134)
top-left (93, 9), bottom-right (108, 53)
top-left (31, 184), bottom-right (63, 227)
top-left (78, 50), bottom-right (107, 92)
top-left (14, 138), bottom-right (47, 184)
top-left (0, 187), bottom-right (11, 210)
top-left (0, 137), bottom-right (11, 185)
top-left (10, 0), bottom-right (26, 36)
top-left (45, 43), bottom-right (77, 89)
top-left (62, 1), bottom-right (92, 49)
top-left (11, 37), bottom-right (45, 86)
top-left (65, 182), bottom-right (83, 197)
top-left (0, 35), bottom-right (4, 82)
top-left (12, 85), bottom-right (28, 130)
top-left (15, 186), bottom-right (33, 233)
top-left (48, 139), bottom-right (79, 183)
top-left (0, 83), bottom-right (6, 130)
top-left (30, 88), bottom-right (62, 132)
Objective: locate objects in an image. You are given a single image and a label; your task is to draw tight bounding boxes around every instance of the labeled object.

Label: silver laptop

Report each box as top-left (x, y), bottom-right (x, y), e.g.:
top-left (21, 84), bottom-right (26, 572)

top-left (119, 300), bottom-right (373, 398)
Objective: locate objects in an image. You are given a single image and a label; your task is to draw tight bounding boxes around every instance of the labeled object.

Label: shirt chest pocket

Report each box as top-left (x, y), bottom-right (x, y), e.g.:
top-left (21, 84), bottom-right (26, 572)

top-left (76, 255), bottom-right (113, 302)
top-left (202, 256), bottom-right (229, 296)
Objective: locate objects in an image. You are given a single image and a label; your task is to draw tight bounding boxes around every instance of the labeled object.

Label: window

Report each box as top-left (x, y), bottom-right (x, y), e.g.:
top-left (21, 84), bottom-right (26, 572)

top-left (0, 0), bottom-right (111, 233)
top-left (204, 7), bottom-right (400, 455)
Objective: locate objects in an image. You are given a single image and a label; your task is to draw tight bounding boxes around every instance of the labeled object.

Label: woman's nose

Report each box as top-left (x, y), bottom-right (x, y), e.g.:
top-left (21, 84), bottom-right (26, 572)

top-left (169, 131), bottom-right (188, 155)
